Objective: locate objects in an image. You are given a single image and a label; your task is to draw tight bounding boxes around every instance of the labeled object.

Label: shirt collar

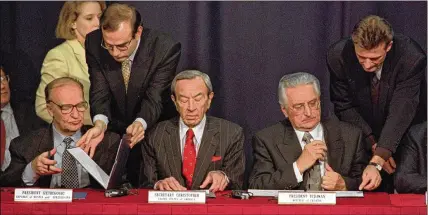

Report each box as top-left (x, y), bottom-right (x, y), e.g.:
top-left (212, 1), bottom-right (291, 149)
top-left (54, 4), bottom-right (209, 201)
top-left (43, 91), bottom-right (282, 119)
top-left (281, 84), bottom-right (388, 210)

top-left (179, 115), bottom-right (207, 144)
top-left (52, 124), bottom-right (82, 147)
top-left (293, 122), bottom-right (323, 143)
top-left (1, 103), bottom-right (13, 115)
top-left (128, 38), bottom-right (141, 63)
top-left (375, 66), bottom-right (382, 80)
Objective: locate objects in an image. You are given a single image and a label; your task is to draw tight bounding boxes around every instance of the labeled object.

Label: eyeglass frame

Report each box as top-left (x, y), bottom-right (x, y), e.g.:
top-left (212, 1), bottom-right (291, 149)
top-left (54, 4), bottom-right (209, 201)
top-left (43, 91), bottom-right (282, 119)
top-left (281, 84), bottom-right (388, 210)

top-left (0, 75), bottom-right (9, 83)
top-left (289, 99), bottom-right (321, 114)
top-left (100, 36), bottom-right (135, 52)
top-left (47, 100), bottom-right (88, 114)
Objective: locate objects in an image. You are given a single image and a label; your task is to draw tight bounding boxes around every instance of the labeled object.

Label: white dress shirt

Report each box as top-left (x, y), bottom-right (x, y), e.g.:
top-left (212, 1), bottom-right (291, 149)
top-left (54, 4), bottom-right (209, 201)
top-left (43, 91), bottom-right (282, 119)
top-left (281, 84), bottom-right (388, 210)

top-left (292, 123), bottom-right (325, 183)
top-left (93, 38), bottom-right (148, 130)
top-left (178, 115), bottom-right (206, 156)
top-left (22, 124), bottom-right (90, 188)
top-left (1, 103), bottom-right (19, 171)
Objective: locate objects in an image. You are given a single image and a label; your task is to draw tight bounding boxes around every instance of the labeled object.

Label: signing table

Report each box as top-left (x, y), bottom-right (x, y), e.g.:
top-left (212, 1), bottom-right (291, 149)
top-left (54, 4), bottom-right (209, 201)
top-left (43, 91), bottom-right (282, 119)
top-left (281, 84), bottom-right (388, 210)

top-left (1, 188), bottom-right (426, 215)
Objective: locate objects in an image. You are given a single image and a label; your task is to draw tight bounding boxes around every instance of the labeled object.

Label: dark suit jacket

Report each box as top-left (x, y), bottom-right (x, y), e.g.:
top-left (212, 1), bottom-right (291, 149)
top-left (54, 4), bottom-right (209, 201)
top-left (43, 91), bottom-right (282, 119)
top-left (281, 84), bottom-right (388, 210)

top-left (0, 125), bottom-right (121, 188)
top-left (11, 99), bottom-right (47, 135)
top-left (249, 118), bottom-right (369, 191)
top-left (394, 122), bottom-right (427, 194)
top-left (328, 34), bottom-right (427, 159)
top-left (85, 28), bottom-right (181, 134)
top-left (140, 116), bottom-right (245, 190)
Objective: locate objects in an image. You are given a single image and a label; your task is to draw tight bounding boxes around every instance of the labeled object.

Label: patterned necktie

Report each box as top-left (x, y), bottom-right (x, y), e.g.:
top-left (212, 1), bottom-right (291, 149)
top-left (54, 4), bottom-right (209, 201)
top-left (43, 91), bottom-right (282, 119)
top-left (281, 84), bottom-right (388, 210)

top-left (182, 129), bottom-right (196, 189)
top-left (61, 137), bottom-right (79, 188)
top-left (121, 59), bottom-right (131, 92)
top-left (371, 74), bottom-right (380, 104)
top-left (0, 111), bottom-right (5, 166)
top-left (302, 132), bottom-right (322, 191)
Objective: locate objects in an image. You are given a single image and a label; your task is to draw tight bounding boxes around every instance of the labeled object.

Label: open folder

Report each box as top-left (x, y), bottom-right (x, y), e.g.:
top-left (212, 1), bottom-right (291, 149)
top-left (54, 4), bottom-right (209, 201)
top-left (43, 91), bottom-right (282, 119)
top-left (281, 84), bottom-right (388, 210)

top-left (68, 135), bottom-right (131, 189)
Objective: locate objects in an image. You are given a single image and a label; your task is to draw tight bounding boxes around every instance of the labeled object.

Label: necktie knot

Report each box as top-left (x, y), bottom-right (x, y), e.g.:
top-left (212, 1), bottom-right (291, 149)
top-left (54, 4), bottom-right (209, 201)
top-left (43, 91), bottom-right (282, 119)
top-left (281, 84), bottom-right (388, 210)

top-left (63, 137), bottom-right (73, 148)
top-left (186, 129), bottom-right (195, 140)
top-left (302, 132), bottom-right (313, 144)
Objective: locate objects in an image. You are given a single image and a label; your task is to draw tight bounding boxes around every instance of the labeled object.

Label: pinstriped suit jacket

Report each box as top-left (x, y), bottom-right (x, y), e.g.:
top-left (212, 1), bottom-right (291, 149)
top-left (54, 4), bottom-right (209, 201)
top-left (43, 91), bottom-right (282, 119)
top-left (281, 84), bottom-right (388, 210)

top-left (140, 116), bottom-right (245, 190)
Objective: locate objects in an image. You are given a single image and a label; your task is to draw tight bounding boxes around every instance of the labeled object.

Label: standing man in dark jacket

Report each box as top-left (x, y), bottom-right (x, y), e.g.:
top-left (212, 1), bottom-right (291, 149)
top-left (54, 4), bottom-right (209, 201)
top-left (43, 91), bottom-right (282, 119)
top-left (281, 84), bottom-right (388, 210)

top-left (327, 15), bottom-right (426, 192)
top-left (78, 3), bottom-right (181, 186)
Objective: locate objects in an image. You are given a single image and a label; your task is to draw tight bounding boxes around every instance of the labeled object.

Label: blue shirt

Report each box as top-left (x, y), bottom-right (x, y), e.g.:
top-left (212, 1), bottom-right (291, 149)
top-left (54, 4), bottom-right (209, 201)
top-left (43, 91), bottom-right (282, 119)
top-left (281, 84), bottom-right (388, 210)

top-left (22, 125), bottom-right (90, 188)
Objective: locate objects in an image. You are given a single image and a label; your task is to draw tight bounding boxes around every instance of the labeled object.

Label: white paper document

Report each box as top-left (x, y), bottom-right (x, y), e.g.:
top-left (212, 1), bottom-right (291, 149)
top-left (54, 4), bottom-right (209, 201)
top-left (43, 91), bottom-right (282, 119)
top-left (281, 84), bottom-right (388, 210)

top-left (68, 135), bottom-right (130, 189)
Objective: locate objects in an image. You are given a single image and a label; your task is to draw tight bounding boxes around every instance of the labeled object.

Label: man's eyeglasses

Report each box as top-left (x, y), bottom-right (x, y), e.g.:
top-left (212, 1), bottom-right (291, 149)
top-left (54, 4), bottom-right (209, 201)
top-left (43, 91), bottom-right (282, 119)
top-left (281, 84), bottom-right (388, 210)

top-left (101, 37), bottom-right (134, 51)
top-left (48, 100), bottom-right (88, 114)
top-left (290, 99), bottom-right (320, 114)
top-left (0, 75), bottom-right (9, 83)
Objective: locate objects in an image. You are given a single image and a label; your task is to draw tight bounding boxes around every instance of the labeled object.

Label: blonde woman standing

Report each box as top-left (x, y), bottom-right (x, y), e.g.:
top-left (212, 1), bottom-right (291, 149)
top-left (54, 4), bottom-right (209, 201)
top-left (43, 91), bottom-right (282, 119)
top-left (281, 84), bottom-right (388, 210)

top-left (35, 1), bottom-right (106, 125)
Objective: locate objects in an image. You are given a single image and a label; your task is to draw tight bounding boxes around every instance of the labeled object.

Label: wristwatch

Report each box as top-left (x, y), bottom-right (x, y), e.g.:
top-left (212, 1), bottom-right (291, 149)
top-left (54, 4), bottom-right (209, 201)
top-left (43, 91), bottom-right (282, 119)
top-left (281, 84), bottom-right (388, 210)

top-left (369, 162), bottom-right (382, 171)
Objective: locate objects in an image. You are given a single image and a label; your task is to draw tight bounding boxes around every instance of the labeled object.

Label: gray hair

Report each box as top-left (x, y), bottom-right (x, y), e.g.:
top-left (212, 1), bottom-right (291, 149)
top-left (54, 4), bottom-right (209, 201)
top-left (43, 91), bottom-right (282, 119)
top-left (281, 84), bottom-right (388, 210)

top-left (171, 70), bottom-right (213, 96)
top-left (278, 72), bottom-right (321, 106)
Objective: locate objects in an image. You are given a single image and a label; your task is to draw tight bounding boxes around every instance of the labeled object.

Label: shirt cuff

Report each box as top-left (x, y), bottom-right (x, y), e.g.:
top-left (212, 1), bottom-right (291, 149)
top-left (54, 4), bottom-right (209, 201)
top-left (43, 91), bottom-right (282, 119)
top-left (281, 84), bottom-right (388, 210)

top-left (211, 170), bottom-right (230, 184)
top-left (293, 162), bottom-right (303, 183)
top-left (93, 114), bottom-right (109, 127)
top-left (374, 147), bottom-right (392, 161)
top-left (134, 118), bottom-right (147, 130)
top-left (154, 181), bottom-right (161, 190)
top-left (22, 162), bottom-right (39, 186)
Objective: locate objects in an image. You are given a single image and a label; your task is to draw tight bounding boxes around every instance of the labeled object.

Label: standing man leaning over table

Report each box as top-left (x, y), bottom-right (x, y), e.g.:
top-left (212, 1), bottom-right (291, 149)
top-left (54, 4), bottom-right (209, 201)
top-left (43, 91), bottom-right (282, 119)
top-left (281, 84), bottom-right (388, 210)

top-left (77, 3), bottom-right (181, 187)
top-left (327, 15), bottom-right (426, 192)
top-left (141, 70), bottom-right (245, 192)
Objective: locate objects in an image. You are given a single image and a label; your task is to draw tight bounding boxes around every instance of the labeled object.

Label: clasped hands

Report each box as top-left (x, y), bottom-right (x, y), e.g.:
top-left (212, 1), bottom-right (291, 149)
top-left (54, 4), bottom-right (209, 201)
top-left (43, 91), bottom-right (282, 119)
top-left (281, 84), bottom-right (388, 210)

top-left (155, 171), bottom-right (228, 192)
top-left (296, 140), bottom-right (346, 191)
top-left (76, 120), bottom-right (145, 158)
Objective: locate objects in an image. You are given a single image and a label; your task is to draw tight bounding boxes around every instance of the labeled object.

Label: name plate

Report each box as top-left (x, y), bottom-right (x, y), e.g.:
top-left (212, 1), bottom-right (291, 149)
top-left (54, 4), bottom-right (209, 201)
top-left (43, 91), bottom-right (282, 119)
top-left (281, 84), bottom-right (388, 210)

top-left (278, 191), bottom-right (336, 205)
top-left (148, 191), bottom-right (206, 204)
top-left (14, 188), bottom-right (73, 202)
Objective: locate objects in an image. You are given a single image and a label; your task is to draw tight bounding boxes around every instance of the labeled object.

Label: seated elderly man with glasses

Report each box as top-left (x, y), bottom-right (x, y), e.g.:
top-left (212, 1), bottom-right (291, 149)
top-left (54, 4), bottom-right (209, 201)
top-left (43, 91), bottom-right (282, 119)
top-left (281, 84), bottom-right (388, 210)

top-left (0, 77), bottom-right (122, 188)
top-left (249, 72), bottom-right (370, 191)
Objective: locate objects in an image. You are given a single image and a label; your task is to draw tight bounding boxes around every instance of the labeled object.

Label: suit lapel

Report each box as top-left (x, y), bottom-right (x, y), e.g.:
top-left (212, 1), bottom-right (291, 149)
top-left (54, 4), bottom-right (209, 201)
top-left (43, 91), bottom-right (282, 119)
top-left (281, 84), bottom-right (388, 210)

top-left (164, 118), bottom-right (185, 185)
top-left (103, 58), bottom-right (127, 115)
top-left (276, 120), bottom-right (302, 165)
top-left (66, 40), bottom-right (88, 74)
top-left (322, 119), bottom-right (343, 172)
top-left (126, 29), bottom-right (154, 116)
top-left (192, 117), bottom-right (219, 189)
top-left (378, 53), bottom-right (392, 121)
top-left (36, 126), bottom-right (54, 187)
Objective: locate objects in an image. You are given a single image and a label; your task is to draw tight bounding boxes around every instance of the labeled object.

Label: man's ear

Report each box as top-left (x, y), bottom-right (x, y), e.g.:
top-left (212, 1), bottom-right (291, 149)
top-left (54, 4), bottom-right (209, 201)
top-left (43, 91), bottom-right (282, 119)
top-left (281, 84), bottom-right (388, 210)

top-left (385, 41), bottom-right (393, 52)
top-left (207, 92), bottom-right (214, 109)
top-left (280, 105), bottom-right (289, 118)
top-left (135, 26), bottom-right (143, 39)
top-left (47, 102), bottom-right (54, 118)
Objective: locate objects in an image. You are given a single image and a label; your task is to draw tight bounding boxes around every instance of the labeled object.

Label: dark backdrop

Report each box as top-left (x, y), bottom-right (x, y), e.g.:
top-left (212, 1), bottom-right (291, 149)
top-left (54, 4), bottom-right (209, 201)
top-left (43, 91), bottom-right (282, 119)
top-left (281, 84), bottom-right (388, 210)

top-left (1, 1), bottom-right (426, 187)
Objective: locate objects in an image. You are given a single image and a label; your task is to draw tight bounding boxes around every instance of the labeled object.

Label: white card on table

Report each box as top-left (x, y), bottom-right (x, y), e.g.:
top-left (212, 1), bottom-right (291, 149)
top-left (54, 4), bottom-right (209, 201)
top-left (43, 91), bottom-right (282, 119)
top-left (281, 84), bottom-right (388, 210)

top-left (278, 191), bottom-right (336, 205)
top-left (148, 191), bottom-right (206, 204)
top-left (14, 188), bottom-right (73, 202)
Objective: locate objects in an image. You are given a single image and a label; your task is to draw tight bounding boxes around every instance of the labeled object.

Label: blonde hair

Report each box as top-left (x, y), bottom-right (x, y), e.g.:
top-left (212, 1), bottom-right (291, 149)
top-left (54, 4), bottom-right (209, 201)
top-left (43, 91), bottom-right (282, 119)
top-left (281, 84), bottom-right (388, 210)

top-left (55, 1), bottom-right (106, 40)
top-left (351, 15), bottom-right (394, 50)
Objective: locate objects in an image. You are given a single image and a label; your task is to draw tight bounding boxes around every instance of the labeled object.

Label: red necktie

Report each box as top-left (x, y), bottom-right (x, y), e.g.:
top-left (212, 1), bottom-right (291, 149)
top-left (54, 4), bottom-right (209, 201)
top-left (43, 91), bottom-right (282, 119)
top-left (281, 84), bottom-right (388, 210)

top-left (1, 117), bottom-right (6, 166)
top-left (182, 129), bottom-right (196, 189)
top-left (371, 74), bottom-right (380, 104)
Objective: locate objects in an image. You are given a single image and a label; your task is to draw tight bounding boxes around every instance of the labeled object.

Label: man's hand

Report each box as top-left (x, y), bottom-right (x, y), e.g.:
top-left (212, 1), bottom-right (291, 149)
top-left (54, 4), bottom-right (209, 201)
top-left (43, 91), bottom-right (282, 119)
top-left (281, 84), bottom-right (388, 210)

top-left (199, 171), bottom-right (228, 192)
top-left (76, 120), bottom-right (105, 158)
top-left (371, 144), bottom-right (395, 174)
top-left (31, 148), bottom-right (62, 176)
top-left (321, 163), bottom-right (347, 191)
top-left (155, 177), bottom-right (187, 191)
top-left (296, 140), bottom-right (327, 174)
top-left (126, 121), bottom-right (145, 148)
top-left (359, 165), bottom-right (382, 190)
top-left (382, 157), bottom-right (396, 174)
